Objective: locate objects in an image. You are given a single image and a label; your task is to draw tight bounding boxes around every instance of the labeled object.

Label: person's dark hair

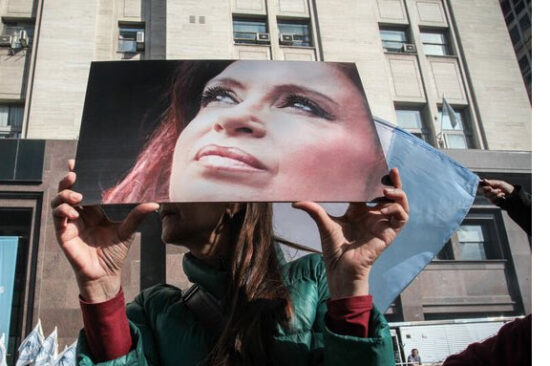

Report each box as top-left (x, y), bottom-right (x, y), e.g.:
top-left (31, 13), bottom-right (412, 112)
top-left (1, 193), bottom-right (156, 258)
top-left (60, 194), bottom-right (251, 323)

top-left (207, 203), bottom-right (293, 365)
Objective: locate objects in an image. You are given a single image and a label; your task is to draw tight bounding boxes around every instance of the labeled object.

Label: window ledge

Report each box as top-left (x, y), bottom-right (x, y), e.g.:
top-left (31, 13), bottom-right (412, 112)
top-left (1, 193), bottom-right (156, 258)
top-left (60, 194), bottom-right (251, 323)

top-left (425, 54), bottom-right (458, 59)
top-left (383, 50), bottom-right (416, 55)
top-left (233, 42), bottom-right (271, 47)
top-left (279, 45), bottom-right (315, 50)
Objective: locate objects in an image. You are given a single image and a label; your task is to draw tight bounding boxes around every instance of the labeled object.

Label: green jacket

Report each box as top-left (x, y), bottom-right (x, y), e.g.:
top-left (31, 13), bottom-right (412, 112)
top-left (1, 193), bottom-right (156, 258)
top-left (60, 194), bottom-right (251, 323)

top-left (77, 253), bottom-right (395, 365)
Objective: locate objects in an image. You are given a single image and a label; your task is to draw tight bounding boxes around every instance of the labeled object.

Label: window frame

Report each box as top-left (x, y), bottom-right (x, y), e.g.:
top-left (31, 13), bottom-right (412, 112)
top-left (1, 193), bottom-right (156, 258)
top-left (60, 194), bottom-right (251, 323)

top-left (232, 17), bottom-right (270, 45)
top-left (0, 104), bottom-right (24, 139)
top-left (379, 27), bottom-right (410, 53)
top-left (438, 107), bottom-right (472, 149)
top-left (420, 29), bottom-right (452, 56)
top-left (117, 22), bottom-right (145, 54)
top-left (436, 211), bottom-right (508, 261)
top-left (394, 106), bottom-right (432, 142)
top-left (277, 18), bottom-right (313, 47)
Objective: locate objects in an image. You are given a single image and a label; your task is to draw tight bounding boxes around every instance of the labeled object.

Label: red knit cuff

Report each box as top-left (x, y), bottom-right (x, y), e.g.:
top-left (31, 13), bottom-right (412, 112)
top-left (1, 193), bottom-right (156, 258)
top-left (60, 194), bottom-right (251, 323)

top-left (79, 289), bottom-right (132, 362)
top-left (326, 295), bottom-right (373, 338)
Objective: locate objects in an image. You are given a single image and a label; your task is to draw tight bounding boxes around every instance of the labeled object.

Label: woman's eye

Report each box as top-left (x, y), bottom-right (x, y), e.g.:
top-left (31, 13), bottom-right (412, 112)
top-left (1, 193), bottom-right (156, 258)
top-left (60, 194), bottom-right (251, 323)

top-left (281, 95), bottom-right (334, 120)
top-left (201, 86), bottom-right (238, 107)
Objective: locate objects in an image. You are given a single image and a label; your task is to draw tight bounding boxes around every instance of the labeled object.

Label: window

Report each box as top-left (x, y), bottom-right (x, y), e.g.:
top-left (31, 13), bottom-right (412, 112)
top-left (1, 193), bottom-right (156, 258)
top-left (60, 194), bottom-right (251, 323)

top-left (395, 107), bottom-right (430, 142)
top-left (421, 30), bottom-right (451, 56)
top-left (380, 28), bottom-right (408, 52)
top-left (233, 18), bottom-right (269, 44)
top-left (514, 0), bottom-right (525, 14)
top-left (1, 21), bottom-right (34, 50)
top-left (519, 14), bottom-right (531, 33)
top-left (439, 108), bottom-right (471, 149)
top-left (277, 19), bottom-right (312, 47)
top-left (455, 225), bottom-right (487, 260)
top-left (500, 0), bottom-right (511, 15)
top-left (509, 25), bottom-right (521, 45)
top-left (519, 55), bottom-right (530, 76)
top-left (0, 139), bottom-right (45, 181)
top-left (0, 104), bottom-right (23, 138)
top-left (436, 213), bottom-right (504, 261)
top-left (118, 24), bottom-right (145, 53)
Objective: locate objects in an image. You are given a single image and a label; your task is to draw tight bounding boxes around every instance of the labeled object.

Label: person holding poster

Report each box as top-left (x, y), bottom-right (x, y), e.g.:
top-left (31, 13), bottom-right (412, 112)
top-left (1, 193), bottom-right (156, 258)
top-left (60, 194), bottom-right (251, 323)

top-left (76, 60), bottom-right (389, 203)
top-left (51, 161), bottom-right (409, 365)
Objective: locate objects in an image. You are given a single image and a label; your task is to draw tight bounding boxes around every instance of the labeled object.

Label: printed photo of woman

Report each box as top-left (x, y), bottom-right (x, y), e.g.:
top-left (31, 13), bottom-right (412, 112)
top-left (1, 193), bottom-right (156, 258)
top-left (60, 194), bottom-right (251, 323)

top-left (76, 60), bottom-right (389, 203)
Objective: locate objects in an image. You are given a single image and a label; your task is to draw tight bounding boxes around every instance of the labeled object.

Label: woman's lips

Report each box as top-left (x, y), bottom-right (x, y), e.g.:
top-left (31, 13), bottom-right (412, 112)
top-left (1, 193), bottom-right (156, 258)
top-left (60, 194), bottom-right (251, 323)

top-left (194, 145), bottom-right (267, 172)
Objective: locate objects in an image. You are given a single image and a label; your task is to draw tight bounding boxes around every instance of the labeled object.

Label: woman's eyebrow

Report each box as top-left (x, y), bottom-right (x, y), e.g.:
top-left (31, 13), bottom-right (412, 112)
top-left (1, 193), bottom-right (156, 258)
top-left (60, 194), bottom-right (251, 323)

top-left (205, 77), bottom-right (245, 90)
top-left (271, 84), bottom-right (338, 107)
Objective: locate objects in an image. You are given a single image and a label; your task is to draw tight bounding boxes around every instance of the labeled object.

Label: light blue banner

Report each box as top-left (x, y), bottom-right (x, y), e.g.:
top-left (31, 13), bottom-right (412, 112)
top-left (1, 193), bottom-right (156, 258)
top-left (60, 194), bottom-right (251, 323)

top-left (0, 236), bottom-right (19, 342)
top-left (370, 119), bottom-right (478, 309)
top-left (273, 118), bottom-right (478, 311)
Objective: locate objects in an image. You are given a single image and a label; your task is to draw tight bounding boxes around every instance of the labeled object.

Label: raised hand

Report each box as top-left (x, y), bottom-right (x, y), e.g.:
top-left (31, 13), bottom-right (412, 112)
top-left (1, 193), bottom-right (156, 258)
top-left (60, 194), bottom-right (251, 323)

top-left (51, 160), bottom-right (158, 302)
top-left (293, 168), bottom-right (409, 299)
top-left (480, 178), bottom-right (515, 205)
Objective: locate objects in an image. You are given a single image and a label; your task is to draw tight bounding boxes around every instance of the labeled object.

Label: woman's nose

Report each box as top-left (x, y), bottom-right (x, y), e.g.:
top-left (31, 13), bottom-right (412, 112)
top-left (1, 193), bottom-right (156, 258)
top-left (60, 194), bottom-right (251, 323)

top-left (213, 107), bottom-right (266, 138)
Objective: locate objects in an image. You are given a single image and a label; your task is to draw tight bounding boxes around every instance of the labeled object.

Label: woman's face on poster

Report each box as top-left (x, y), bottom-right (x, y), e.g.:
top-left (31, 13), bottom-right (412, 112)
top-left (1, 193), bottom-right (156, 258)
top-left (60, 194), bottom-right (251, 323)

top-left (169, 61), bottom-right (385, 201)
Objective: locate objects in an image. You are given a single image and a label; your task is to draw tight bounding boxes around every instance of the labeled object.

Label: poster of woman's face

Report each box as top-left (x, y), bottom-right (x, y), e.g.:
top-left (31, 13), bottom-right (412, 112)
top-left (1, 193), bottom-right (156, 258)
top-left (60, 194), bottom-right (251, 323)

top-left (74, 60), bottom-right (389, 203)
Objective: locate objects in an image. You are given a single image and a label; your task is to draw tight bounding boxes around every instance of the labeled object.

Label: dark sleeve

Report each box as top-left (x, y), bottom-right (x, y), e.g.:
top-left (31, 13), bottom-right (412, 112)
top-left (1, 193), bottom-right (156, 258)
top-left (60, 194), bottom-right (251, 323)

top-left (79, 289), bottom-right (132, 362)
top-left (497, 185), bottom-right (531, 236)
top-left (326, 295), bottom-right (372, 338)
top-left (443, 315), bottom-right (531, 366)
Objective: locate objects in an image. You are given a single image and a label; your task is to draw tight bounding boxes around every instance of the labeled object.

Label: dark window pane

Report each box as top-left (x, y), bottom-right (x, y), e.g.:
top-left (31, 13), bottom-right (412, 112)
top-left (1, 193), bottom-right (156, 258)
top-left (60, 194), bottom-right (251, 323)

top-left (500, 0), bottom-right (511, 14)
top-left (514, 0), bottom-right (525, 14)
top-left (8, 105), bottom-right (23, 128)
top-left (0, 139), bottom-right (17, 180)
top-left (524, 71), bottom-right (531, 85)
top-left (437, 241), bottom-right (454, 260)
top-left (14, 140), bottom-right (45, 181)
top-left (519, 55), bottom-right (530, 72)
top-left (509, 25), bottom-right (521, 44)
top-left (505, 12), bottom-right (515, 24)
top-left (519, 14), bottom-right (531, 32)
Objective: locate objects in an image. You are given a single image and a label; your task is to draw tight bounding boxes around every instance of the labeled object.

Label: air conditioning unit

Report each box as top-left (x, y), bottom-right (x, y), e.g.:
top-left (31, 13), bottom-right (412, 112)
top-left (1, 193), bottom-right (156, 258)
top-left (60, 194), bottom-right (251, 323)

top-left (292, 34), bottom-right (305, 42)
top-left (0, 35), bottom-right (12, 47)
top-left (256, 32), bottom-right (270, 43)
top-left (402, 43), bottom-right (417, 53)
top-left (279, 33), bottom-right (293, 45)
top-left (136, 31), bottom-right (145, 51)
top-left (19, 30), bottom-right (28, 48)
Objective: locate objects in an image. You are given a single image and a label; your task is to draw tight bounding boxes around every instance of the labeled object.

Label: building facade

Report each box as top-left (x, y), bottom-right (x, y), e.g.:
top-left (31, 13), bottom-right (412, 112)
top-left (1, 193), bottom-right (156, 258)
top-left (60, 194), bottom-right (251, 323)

top-left (0, 0), bottom-right (531, 364)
